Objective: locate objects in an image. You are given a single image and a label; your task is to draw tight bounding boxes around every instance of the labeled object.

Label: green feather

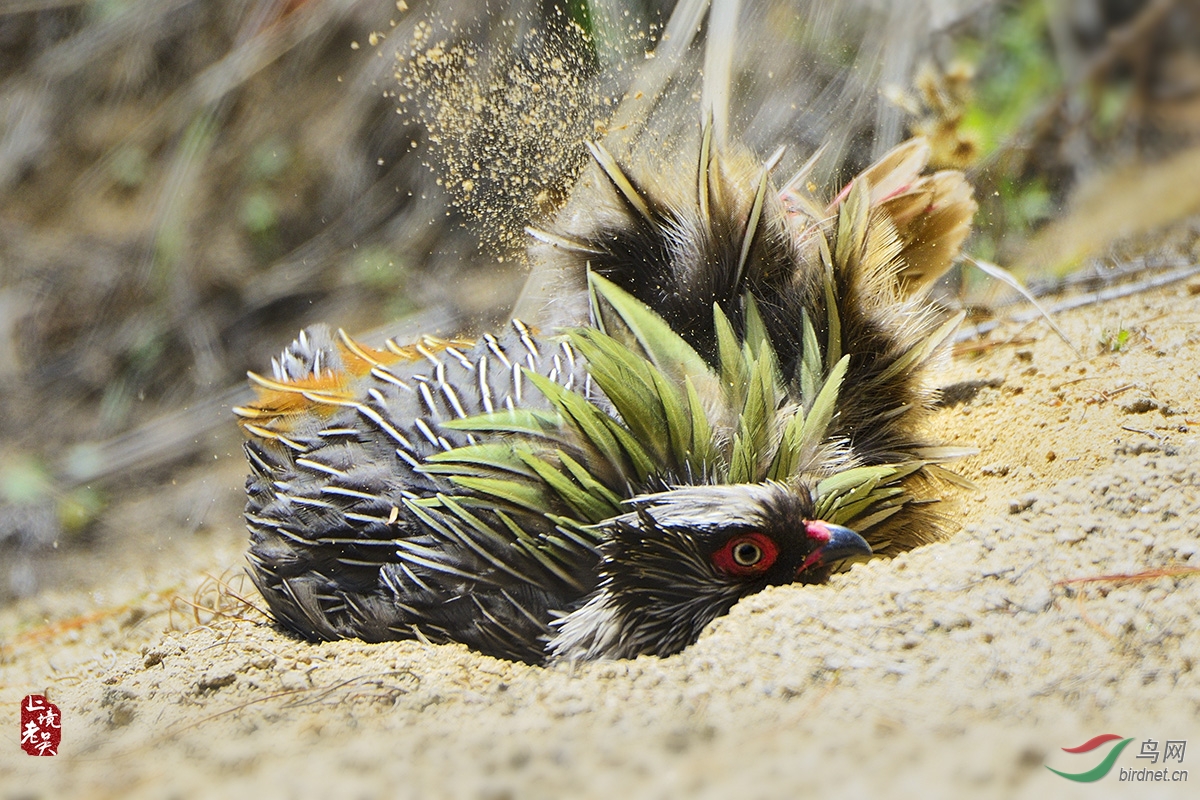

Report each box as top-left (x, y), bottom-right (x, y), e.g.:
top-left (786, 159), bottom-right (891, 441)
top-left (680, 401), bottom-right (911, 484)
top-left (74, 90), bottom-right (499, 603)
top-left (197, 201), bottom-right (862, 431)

top-left (422, 443), bottom-right (539, 479)
top-left (556, 451), bottom-right (625, 515)
top-left (498, 514), bottom-right (589, 590)
top-left (798, 354), bottom-right (850, 459)
top-left (433, 494), bottom-right (549, 583)
top-left (849, 503), bottom-right (906, 533)
top-left (822, 261), bottom-right (842, 370)
top-left (542, 512), bottom-right (606, 550)
top-left (446, 475), bottom-right (553, 515)
top-left (798, 307), bottom-right (821, 404)
top-left (814, 465), bottom-right (910, 531)
top-left (835, 178), bottom-right (870, 273)
top-left (767, 403), bottom-right (805, 482)
top-left (742, 294), bottom-right (769, 361)
top-left (440, 408), bottom-right (564, 438)
top-left (527, 363), bottom-right (659, 484)
top-left (728, 338), bottom-right (782, 484)
top-left (568, 329), bottom-right (673, 464)
top-left (714, 303), bottom-right (748, 409)
top-left (517, 449), bottom-right (616, 524)
top-left (683, 376), bottom-right (720, 473)
top-left (522, 369), bottom-right (642, 484)
top-left (834, 487), bottom-right (907, 524)
top-left (875, 310), bottom-right (966, 384)
top-left (647, 361), bottom-right (695, 472)
top-left (587, 272), bottom-right (714, 390)
top-left (815, 465), bottom-right (900, 499)
top-left (415, 264), bottom-right (964, 562)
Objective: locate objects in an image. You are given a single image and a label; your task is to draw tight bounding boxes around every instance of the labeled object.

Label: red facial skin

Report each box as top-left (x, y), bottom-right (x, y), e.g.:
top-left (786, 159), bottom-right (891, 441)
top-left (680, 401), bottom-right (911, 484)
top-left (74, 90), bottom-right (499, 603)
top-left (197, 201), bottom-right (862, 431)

top-left (710, 521), bottom-right (867, 580)
top-left (710, 532), bottom-right (780, 577)
top-left (799, 521), bottom-right (834, 574)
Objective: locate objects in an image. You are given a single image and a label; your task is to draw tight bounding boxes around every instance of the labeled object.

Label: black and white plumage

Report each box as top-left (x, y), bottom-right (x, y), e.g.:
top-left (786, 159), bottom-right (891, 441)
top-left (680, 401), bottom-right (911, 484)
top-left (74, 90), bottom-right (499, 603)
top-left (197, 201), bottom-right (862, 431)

top-left (240, 324), bottom-right (597, 662)
top-left (236, 1), bottom-right (977, 665)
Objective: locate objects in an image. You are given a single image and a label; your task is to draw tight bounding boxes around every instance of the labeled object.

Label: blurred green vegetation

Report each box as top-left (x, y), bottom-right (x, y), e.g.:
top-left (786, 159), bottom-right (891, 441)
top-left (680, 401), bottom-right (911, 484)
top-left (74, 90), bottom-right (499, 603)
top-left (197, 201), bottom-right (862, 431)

top-left (961, 3), bottom-right (1061, 265)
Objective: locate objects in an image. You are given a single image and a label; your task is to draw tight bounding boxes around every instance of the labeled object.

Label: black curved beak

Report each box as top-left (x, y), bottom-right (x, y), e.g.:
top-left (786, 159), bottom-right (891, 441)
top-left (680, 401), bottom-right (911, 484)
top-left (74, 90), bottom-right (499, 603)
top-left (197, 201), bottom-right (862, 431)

top-left (800, 522), bottom-right (872, 574)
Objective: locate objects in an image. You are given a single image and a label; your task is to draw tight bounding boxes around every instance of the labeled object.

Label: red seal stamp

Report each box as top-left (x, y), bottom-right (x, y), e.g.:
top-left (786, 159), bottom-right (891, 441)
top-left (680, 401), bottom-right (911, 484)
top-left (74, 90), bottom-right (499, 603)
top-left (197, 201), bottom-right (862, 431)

top-left (20, 694), bottom-right (61, 756)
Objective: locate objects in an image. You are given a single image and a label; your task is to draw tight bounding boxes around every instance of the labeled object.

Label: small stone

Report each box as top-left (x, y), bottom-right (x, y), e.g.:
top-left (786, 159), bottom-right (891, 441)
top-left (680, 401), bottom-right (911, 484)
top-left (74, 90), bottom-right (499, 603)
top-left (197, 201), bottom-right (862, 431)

top-left (1013, 586), bottom-right (1054, 613)
top-left (1009, 497), bottom-right (1035, 514)
top-left (1121, 397), bottom-right (1159, 414)
top-left (1054, 527), bottom-right (1088, 544)
top-left (932, 608), bottom-right (971, 630)
top-left (109, 704), bottom-right (135, 727)
top-left (197, 671), bottom-right (236, 692)
top-left (279, 669), bottom-right (309, 691)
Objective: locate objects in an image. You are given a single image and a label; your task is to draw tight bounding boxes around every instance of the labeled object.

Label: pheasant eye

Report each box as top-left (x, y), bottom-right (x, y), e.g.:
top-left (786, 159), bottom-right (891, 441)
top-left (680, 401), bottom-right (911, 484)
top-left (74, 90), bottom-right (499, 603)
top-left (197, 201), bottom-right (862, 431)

top-left (732, 541), bottom-right (762, 566)
top-left (711, 532), bottom-right (780, 577)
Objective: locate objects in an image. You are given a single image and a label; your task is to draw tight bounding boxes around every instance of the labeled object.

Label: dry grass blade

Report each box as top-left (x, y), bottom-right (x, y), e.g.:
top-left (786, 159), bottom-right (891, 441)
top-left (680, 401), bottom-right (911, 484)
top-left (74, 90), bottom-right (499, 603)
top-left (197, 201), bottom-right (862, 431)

top-left (170, 569), bottom-right (272, 631)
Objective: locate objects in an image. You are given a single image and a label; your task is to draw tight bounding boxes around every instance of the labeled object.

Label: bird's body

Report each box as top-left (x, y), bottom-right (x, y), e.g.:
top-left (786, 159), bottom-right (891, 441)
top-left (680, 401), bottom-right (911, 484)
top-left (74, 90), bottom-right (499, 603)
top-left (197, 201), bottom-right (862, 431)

top-left (237, 2), bottom-right (978, 664)
top-left (241, 324), bottom-right (598, 664)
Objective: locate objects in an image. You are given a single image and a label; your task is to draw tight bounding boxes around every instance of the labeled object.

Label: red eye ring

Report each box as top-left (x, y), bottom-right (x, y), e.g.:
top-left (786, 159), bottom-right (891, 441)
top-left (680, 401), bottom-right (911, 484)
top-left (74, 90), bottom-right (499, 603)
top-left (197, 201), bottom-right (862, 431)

top-left (711, 532), bottom-right (780, 577)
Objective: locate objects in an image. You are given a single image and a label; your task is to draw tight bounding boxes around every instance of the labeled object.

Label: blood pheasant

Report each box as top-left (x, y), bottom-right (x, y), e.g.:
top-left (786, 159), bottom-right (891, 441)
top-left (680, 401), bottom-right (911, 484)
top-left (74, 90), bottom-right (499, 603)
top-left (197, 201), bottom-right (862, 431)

top-left (236, 5), bottom-right (976, 665)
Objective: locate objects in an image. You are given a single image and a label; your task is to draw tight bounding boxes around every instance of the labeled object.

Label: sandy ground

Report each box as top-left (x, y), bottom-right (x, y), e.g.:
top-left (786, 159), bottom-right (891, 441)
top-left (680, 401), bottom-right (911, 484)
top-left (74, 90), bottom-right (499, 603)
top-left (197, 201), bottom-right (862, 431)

top-left (3, 272), bottom-right (1200, 799)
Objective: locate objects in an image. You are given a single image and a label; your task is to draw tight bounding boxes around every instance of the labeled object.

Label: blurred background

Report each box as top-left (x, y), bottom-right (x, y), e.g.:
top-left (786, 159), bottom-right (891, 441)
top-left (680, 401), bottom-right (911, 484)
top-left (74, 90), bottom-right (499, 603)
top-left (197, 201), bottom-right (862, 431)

top-left (1, 0), bottom-right (1197, 598)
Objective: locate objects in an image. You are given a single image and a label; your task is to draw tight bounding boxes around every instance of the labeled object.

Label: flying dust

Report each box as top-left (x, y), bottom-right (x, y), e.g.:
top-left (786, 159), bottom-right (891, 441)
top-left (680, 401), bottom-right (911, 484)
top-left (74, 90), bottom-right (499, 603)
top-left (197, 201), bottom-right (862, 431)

top-left (395, 10), bottom-right (631, 257)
